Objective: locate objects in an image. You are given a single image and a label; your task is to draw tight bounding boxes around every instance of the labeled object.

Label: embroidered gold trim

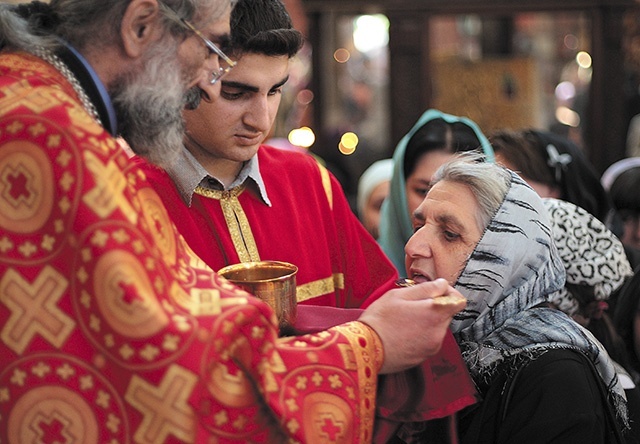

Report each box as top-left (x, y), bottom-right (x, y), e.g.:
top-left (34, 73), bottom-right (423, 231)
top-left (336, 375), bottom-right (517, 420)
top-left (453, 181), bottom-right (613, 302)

top-left (194, 185), bottom-right (261, 262)
top-left (317, 163), bottom-right (333, 210)
top-left (331, 321), bottom-right (382, 442)
top-left (296, 273), bottom-right (345, 302)
top-left (194, 183), bottom-right (345, 302)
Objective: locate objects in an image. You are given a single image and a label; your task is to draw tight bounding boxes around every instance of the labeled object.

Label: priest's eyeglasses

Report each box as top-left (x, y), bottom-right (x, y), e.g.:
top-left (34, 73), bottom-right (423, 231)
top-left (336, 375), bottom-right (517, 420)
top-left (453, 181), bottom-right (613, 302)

top-left (158, 1), bottom-right (237, 84)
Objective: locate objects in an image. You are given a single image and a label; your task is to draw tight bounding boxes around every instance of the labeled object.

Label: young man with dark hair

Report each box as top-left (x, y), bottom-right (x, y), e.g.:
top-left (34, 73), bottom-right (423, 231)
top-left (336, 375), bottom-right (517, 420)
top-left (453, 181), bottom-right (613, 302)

top-left (137, 0), bottom-right (398, 309)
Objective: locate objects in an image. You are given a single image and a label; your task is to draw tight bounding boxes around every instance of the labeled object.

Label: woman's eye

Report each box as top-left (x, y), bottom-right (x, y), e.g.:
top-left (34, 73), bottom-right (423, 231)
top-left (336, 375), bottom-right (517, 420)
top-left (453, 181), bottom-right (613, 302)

top-left (443, 230), bottom-right (460, 242)
top-left (414, 187), bottom-right (429, 197)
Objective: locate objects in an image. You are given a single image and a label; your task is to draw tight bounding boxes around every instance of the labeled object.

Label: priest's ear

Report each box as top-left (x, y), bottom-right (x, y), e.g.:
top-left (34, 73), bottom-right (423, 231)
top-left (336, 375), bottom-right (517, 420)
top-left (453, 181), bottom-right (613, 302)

top-left (120, 0), bottom-right (165, 59)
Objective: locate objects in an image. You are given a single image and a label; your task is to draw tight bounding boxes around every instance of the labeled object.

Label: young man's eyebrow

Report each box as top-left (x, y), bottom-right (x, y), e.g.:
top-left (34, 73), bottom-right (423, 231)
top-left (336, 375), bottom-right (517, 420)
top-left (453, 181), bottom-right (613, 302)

top-left (220, 81), bottom-right (259, 93)
top-left (221, 75), bottom-right (290, 94)
top-left (272, 75), bottom-right (289, 90)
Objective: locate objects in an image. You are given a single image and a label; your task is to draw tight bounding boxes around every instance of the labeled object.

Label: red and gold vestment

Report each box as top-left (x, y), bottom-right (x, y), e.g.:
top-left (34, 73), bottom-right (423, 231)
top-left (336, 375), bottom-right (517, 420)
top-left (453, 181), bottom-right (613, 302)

top-left (135, 145), bottom-right (398, 309)
top-left (0, 52), bottom-right (384, 443)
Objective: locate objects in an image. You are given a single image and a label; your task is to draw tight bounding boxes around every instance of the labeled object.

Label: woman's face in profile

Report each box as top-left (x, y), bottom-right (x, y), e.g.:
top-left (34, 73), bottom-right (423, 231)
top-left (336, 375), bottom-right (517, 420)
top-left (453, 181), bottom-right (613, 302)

top-left (362, 180), bottom-right (390, 239)
top-left (404, 180), bottom-right (484, 285)
top-left (405, 151), bottom-right (456, 225)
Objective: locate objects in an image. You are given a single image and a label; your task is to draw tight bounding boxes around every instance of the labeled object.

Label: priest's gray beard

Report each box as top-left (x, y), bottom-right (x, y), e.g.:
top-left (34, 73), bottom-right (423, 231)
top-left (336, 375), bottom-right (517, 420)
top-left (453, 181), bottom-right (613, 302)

top-left (110, 39), bottom-right (188, 169)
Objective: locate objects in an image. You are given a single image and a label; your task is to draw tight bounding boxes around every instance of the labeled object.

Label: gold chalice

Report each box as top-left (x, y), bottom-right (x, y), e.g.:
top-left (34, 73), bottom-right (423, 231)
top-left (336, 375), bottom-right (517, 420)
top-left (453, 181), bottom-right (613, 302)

top-left (218, 261), bottom-right (298, 330)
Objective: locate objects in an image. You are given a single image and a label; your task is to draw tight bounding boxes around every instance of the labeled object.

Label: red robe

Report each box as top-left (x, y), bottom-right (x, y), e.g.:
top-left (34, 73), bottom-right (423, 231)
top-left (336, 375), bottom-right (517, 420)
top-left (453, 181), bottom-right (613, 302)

top-left (133, 139), bottom-right (478, 437)
top-left (0, 51), bottom-right (385, 443)
top-left (134, 145), bottom-right (398, 309)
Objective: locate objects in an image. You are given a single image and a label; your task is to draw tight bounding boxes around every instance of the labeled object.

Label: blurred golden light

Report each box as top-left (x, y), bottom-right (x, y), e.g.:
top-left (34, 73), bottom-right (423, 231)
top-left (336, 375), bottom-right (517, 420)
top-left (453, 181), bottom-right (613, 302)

top-left (288, 127), bottom-right (315, 148)
top-left (577, 65), bottom-right (592, 83)
top-left (576, 51), bottom-right (592, 69)
top-left (338, 132), bottom-right (359, 155)
top-left (338, 142), bottom-right (355, 155)
top-left (334, 48), bottom-right (351, 63)
top-left (353, 15), bottom-right (389, 54)
top-left (555, 106), bottom-right (581, 127)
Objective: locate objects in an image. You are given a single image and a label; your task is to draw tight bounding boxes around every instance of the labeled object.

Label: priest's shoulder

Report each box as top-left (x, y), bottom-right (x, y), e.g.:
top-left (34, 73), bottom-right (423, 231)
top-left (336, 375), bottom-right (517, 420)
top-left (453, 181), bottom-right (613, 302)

top-left (127, 153), bottom-right (174, 186)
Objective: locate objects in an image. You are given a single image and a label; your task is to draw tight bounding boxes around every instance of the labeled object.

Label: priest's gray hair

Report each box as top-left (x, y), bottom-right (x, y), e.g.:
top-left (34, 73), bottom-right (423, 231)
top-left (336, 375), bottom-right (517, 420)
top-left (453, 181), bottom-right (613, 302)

top-left (0, 0), bottom-right (233, 53)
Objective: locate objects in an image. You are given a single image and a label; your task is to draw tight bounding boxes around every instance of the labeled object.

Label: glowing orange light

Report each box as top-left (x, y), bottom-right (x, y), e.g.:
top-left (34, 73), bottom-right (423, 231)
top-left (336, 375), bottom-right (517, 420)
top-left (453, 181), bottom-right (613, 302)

top-left (338, 132), bottom-right (359, 155)
top-left (333, 48), bottom-right (351, 63)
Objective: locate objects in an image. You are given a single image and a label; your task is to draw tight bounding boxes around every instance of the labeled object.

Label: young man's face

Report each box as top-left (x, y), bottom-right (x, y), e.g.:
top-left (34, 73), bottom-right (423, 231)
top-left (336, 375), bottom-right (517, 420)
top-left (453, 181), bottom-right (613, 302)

top-left (183, 52), bottom-right (290, 165)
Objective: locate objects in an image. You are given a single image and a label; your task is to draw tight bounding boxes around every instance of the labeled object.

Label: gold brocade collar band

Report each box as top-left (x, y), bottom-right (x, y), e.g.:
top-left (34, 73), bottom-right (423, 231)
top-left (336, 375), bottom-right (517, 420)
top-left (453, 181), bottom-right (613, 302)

top-left (194, 184), bottom-right (259, 262)
top-left (194, 185), bottom-right (246, 200)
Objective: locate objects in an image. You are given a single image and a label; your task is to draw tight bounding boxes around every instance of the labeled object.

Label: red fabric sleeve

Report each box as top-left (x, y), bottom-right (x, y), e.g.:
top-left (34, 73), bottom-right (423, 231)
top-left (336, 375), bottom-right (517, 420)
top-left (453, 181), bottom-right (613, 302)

top-left (0, 54), bottom-right (385, 443)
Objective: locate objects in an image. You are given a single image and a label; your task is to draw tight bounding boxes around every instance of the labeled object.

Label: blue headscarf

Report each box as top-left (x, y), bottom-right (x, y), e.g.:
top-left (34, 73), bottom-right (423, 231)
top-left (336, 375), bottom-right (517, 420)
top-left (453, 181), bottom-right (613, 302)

top-left (377, 109), bottom-right (494, 274)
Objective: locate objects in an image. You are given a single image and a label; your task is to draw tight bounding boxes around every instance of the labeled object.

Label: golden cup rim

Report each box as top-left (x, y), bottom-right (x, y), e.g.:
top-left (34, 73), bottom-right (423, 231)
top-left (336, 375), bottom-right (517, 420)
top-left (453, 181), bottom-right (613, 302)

top-left (217, 260), bottom-right (298, 283)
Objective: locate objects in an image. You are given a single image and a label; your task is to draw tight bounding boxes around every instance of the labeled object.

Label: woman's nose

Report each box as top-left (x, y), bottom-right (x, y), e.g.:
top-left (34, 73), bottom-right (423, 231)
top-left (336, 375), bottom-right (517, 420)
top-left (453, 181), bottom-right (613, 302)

top-left (405, 228), bottom-right (431, 258)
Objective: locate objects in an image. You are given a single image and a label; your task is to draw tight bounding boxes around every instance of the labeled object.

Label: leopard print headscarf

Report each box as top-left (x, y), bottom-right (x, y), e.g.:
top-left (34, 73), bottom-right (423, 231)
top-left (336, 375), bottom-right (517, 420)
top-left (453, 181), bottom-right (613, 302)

top-left (543, 198), bottom-right (633, 316)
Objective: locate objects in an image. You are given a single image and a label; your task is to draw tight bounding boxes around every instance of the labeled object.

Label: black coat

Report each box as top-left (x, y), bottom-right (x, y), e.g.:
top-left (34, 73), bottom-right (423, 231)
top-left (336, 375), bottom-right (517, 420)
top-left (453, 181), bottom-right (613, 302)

top-left (387, 349), bottom-right (628, 444)
top-left (458, 349), bottom-right (626, 444)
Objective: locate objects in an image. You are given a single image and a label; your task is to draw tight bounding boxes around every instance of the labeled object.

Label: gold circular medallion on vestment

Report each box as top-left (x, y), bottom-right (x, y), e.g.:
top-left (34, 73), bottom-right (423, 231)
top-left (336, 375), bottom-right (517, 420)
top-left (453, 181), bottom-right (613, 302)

top-left (0, 141), bottom-right (54, 233)
top-left (93, 249), bottom-right (170, 338)
top-left (1, 355), bottom-right (129, 442)
top-left (137, 188), bottom-right (178, 267)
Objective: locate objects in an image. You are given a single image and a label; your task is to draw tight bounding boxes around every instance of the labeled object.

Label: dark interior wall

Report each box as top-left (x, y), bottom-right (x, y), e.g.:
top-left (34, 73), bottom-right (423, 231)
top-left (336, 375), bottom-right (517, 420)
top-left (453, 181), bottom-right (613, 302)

top-left (301, 0), bottom-right (636, 173)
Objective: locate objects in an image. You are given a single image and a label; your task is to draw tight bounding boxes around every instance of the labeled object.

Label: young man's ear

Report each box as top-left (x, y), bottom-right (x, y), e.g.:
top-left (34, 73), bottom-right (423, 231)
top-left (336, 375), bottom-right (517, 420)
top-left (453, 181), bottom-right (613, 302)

top-left (120, 0), bottom-right (165, 58)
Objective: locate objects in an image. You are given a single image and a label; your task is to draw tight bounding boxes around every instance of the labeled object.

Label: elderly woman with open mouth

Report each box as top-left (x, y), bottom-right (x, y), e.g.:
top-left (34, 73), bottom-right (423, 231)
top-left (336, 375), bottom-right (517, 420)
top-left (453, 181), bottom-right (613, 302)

top-left (393, 153), bottom-right (629, 444)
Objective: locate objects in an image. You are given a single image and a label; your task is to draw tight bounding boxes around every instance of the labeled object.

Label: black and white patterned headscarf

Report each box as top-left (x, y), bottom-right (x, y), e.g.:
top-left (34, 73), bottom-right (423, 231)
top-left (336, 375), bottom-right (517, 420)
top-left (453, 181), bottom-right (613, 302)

top-left (543, 198), bottom-right (633, 316)
top-left (451, 172), bottom-right (628, 423)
